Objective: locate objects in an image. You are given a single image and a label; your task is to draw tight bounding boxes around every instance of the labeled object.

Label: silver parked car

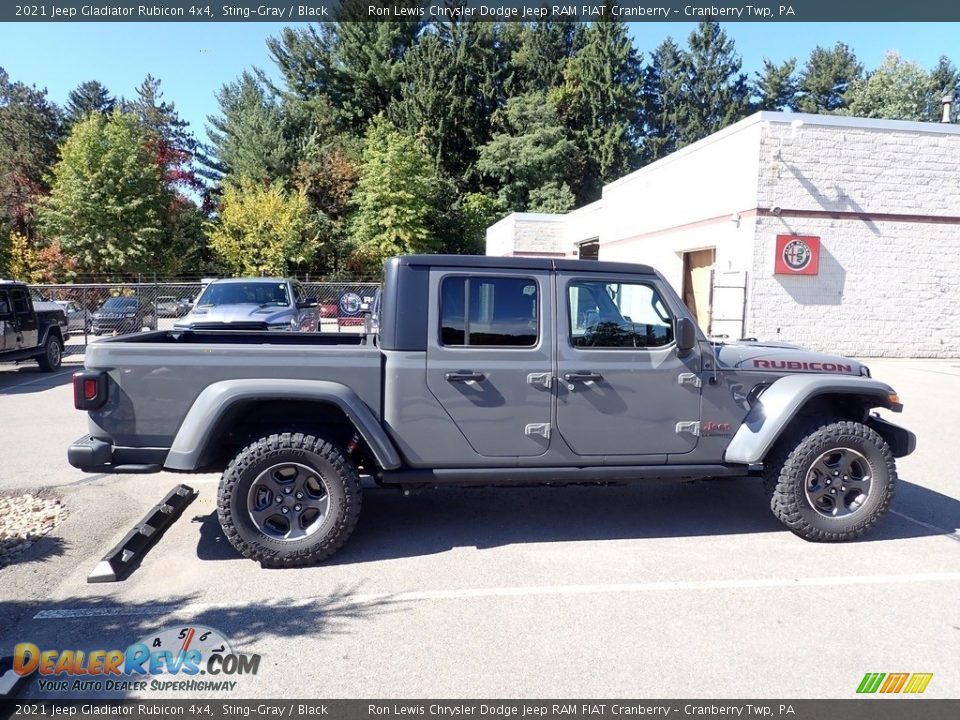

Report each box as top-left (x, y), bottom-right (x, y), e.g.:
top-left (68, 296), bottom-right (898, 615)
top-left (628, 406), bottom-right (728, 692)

top-left (54, 300), bottom-right (91, 333)
top-left (174, 278), bottom-right (320, 332)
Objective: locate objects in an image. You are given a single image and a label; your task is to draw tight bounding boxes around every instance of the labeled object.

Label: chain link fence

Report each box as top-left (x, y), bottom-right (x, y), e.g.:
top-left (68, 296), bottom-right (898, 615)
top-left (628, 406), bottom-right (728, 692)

top-left (30, 280), bottom-right (381, 356)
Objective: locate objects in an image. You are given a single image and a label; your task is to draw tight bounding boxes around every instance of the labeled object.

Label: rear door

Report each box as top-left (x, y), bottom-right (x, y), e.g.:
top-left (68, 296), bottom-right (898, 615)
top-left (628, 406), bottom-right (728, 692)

top-left (555, 273), bottom-right (702, 456)
top-left (425, 269), bottom-right (552, 457)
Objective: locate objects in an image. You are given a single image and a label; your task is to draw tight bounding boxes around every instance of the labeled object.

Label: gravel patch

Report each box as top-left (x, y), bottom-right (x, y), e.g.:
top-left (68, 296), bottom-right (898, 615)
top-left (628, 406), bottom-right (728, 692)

top-left (0, 493), bottom-right (66, 567)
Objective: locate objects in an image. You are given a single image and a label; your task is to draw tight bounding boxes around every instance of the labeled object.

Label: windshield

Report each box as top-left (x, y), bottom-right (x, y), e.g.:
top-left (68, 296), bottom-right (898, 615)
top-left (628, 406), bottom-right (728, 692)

top-left (102, 297), bottom-right (138, 310)
top-left (196, 282), bottom-right (290, 308)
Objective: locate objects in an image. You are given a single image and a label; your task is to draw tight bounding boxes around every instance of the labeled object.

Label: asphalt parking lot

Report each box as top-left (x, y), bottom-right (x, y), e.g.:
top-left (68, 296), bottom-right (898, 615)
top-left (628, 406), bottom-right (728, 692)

top-left (0, 357), bottom-right (958, 699)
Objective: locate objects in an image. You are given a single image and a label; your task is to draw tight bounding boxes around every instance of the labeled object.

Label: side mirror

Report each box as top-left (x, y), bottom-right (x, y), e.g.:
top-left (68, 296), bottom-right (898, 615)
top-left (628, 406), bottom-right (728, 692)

top-left (676, 317), bottom-right (697, 357)
top-left (298, 297), bottom-right (319, 308)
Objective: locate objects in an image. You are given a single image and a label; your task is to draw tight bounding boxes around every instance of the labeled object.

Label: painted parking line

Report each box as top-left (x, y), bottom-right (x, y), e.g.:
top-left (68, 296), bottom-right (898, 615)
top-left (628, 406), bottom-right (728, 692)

top-left (33, 570), bottom-right (960, 620)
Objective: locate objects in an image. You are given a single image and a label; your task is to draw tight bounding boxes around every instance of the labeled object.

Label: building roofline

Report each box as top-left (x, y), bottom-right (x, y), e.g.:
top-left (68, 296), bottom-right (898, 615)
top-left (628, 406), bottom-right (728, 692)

top-left (605, 110), bottom-right (960, 194)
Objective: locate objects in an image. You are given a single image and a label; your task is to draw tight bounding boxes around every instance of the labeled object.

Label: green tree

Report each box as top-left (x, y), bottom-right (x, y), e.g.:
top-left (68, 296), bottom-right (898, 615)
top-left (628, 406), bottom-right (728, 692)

top-left (459, 192), bottom-right (506, 255)
top-left (267, 19), bottom-right (422, 133)
top-left (642, 38), bottom-right (685, 163)
top-left (844, 52), bottom-right (938, 121)
top-left (0, 67), bottom-right (63, 253)
top-left (350, 115), bottom-right (441, 268)
top-left (207, 177), bottom-right (321, 276)
top-left (391, 22), bottom-right (506, 186)
top-left (930, 55), bottom-right (959, 122)
top-left (551, 19), bottom-right (644, 203)
top-left (476, 91), bottom-right (576, 213)
top-left (65, 80), bottom-right (115, 126)
top-left (505, 22), bottom-right (581, 97)
top-left (40, 111), bottom-right (166, 274)
top-left (674, 22), bottom-right (751, 147)
top-left (794, 42), bottom-right (863, 113)
top-left (205, 72), bottom-right (296, 185)
top-left (753, 58), bottom-right (798, 111)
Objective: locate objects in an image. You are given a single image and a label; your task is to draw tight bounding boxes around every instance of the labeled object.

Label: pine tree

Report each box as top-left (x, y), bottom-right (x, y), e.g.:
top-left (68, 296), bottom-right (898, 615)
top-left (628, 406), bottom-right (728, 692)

top-left (349, 115), bottom-right (441, 269)
top-left (267, 20), bottom-right (421, 133)
top-left (551, 20), bottom-right (644, 203)
top-left (65, 80), bottom-right (115, 126)
top-left (753, 58), bottom-right (798, 111)
top-left (794, 42), bottom-right (863, 113)
top-left (674, 22), bottom-right (751, 147)
top-left (205, 71), bottom-right (296, 185)
top-left (642, 38), bottom-right (685, 163)
top-left (40, 111), bottom-right (166, 274)
top-left (930, 55), bottom-right (959, 122)
top-left (476, 91), bottom-right (576, 213)
top-left (505, 22), bottom-right (581, 97)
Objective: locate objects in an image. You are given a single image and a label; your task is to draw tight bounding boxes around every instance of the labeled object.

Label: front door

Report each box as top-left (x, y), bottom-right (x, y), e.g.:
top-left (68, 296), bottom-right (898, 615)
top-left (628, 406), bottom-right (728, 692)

top-left (555, 273), bottom-right (702, 456)
top-left (10, 289), bottom-right (37, 350)
top-left (426, 269), bottom-right (552, 457)
top-left (0, 290), bottom-right (13, 351)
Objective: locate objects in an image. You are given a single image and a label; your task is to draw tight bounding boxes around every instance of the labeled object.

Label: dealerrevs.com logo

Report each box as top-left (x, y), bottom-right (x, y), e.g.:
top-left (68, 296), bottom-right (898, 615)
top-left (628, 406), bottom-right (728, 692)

top-left (856, 672), bottom-right (933, 694)
top-left (13, 625), bottom-right (260, 694)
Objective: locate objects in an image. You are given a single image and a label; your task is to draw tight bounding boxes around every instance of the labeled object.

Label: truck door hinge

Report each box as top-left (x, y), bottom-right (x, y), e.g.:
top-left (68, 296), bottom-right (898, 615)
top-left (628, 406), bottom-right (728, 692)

top-left (526, 372), bottom-right (553, 389)
top-left (678, 372), bottom-right (702, 388)
top-left (675, 421), bottom-right (701, 436)
top-left (525, 423), bottom-right (551, 439)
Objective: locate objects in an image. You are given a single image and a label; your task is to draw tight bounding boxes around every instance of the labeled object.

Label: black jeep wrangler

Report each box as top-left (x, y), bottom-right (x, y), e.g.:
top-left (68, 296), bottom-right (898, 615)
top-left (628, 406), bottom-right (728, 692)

top-left (0, 280), bottom-right (67, 371)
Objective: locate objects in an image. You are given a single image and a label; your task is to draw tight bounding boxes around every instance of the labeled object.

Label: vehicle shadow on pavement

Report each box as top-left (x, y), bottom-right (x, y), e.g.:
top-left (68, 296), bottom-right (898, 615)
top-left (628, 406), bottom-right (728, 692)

top-left (191, 478), bottom-right (960, 566)
top-left (0, 585), bottom-right (397, 653)
top-left (0, 365), bottom-right (76, 395)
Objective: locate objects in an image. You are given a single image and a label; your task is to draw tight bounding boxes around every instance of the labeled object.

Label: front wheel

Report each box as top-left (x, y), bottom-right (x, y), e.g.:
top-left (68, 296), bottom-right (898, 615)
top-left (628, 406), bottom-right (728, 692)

top-left (217, 432), bottom-right (362, 567)
top-left (766, 419), bottom-right (896, 541)
top-left (36, 334), bottom-right (63, 372)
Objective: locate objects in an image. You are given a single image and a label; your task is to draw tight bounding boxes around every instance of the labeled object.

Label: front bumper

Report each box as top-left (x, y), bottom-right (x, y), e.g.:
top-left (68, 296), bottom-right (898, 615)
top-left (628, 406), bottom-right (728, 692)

top-left (68, 435), bottom-right (164, 474)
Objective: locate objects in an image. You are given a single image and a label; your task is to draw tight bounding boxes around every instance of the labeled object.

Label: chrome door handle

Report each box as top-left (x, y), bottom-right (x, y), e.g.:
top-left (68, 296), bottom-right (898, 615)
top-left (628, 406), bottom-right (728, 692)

top-left (445, 371), bottom-right (486, 382)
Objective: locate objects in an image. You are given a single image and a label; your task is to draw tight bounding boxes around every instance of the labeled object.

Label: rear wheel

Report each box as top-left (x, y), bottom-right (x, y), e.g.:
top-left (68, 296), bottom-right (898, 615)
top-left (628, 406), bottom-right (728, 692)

top-left (218, 432), bottom-right (362, 567)
top-left (766, 418), bottom-right (896, 541)
top-left (36, 334), bottom-right (63, 372)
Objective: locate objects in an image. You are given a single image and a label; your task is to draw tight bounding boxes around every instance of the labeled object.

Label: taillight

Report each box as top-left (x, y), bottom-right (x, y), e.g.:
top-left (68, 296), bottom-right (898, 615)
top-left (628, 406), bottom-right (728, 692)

top-left (73, 371), bottom-right (107, 410)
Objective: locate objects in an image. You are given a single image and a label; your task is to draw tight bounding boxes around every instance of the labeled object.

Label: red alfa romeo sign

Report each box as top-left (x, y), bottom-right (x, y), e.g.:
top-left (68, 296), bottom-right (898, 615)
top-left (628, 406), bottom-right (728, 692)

top-left (775, 235), bottom-right (820, 275)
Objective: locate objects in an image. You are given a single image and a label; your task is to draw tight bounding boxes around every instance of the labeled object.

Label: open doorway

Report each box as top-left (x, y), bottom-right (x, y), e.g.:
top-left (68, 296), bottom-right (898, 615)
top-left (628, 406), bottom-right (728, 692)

top-left (577, 239), bottom-right (599, 260)
top-left (682, 248), bottom-right (715, 332)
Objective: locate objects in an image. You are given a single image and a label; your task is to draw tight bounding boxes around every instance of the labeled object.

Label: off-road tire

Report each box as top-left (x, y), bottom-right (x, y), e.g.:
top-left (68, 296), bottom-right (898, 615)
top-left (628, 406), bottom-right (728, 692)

top-left (36, 334), bottom-right (63, 372)
top-left (218, 432), bottom-right (362, 567)
top-left (764, 418), bottom-right (896, 542)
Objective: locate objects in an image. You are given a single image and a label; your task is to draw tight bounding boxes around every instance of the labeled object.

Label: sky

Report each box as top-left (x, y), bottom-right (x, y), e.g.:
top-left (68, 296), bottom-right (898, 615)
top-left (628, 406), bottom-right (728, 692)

top-left (0, 21), bottom-right (957, 147)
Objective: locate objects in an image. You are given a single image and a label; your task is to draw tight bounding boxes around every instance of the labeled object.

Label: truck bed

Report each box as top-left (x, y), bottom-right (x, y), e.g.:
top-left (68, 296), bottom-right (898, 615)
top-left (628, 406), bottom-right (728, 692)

top-left (84, 330), bottom-right (383, 451)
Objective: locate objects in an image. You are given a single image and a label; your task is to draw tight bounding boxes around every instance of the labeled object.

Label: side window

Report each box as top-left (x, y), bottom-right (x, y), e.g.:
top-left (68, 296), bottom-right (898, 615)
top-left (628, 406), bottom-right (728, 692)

top-left (293, 283), bottom-right (305, 304)
top-left (11, 289), bottom-right (31, 316)
top-left (568, 280), bottom-right (674, 349)
top-left (0, 291), bottom-right (10, 317)
top-left (440, 276), bottom-right (538, 348)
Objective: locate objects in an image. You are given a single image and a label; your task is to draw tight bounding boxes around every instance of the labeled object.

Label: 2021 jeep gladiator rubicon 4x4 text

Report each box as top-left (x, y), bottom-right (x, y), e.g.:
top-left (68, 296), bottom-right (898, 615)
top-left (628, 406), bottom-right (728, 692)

top-left (68, 256), bottom-right (916, 566)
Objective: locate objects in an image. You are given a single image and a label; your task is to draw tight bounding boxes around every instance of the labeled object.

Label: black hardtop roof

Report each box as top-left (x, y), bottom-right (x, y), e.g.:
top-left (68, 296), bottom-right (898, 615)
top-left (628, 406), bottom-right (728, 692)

top-left (393, 254), bottom-right (657, 275)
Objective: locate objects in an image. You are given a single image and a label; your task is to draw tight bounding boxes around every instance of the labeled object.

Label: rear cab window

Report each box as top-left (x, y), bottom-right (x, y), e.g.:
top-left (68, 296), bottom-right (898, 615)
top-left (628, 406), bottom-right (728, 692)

top-left (440, 276), bottom-right (539, 348)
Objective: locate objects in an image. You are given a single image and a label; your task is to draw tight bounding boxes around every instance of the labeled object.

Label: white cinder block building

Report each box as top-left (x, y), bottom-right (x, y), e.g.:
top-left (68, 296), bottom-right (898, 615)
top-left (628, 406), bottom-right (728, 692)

top-left (485, 111), bottom-right (960, 358)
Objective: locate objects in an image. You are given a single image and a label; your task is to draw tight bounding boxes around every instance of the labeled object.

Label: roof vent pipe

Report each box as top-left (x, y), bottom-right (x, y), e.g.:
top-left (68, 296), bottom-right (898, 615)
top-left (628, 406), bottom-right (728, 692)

top-left (943, 94), bottom-right (954, 123)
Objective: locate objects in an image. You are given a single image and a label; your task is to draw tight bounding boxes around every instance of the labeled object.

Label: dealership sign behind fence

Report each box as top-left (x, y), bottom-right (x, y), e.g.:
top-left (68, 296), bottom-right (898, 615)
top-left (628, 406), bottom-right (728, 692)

top-left (775, 235), bottom-right (821, 275)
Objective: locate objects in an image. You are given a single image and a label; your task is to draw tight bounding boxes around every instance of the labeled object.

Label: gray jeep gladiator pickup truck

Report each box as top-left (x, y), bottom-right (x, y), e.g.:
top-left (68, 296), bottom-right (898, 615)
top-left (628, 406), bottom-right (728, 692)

top-left (68, 255), bottom-right (916, 566)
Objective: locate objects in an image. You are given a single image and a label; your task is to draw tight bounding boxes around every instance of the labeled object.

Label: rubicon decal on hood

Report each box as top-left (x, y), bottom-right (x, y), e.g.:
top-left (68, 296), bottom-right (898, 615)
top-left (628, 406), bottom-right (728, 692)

top-left (753, 359), bottom-right (855, 373)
